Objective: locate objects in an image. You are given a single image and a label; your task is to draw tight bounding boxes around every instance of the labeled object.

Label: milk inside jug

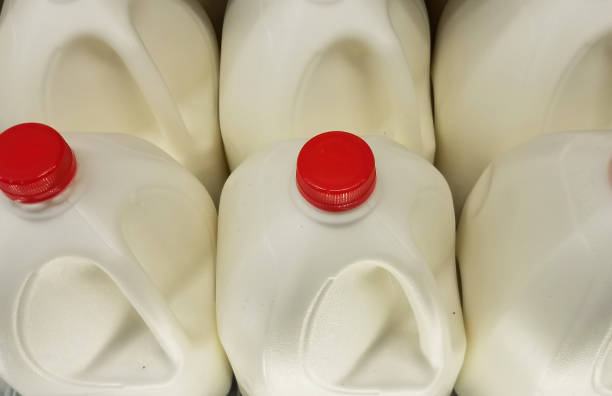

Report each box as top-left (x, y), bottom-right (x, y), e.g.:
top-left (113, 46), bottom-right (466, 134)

top-left (433, 0), bottom-right (612, 210)
top-left (457, 131), bottom-right (612, 396)
top-left (0, 0), bottom-right (227, 203)
top-left (217, 131), bottom-right (465, 396)
top-left (220, 0), bottom-right (434, 169)
top-left (0, 123), bottom-right (231, 396)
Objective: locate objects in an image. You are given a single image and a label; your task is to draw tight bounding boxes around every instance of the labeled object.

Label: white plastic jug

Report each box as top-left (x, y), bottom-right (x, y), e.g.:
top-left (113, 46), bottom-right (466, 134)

top-left (217, 131), bottom-right (465, 396)
top-left (457, 131), bottom-right (612, 396)
top-left (219, 0), bottom-right (434, 170)
top-left (433, 0), bottom-right (612, 210)
top-left (0, 0), bottom-right (228, 203)
top-left (0, 123), bottom-right (231, 396)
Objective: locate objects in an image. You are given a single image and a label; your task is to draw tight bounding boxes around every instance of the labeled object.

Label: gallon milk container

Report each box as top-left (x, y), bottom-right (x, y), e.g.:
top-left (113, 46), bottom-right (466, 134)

top-left (433, 0), bottom-right (612, 210)
top-left (0, 0), bottom-right (227, 203)
top-left (0, 124), bottom-right (231, 396)
top-left (220, 0), bottom-right (434, 169)
top-left (457, 132), bottom-right (612, 396)
top-left (217, 131), bottom-right (465, 396)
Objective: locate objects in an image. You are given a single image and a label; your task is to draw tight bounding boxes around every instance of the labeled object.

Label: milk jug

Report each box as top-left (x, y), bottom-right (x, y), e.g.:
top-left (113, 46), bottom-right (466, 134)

top-left (457, 131), bottom-right (612, 396)
top-left (217, 131), bottom-right (465, 396)
top-left (433, 0), bottom-right (612, 210)
top-left (0, 123), bottom-right (231, 396)
top-left (220, 0), bottom-right (434, 170)
top-left (0, 0), bottom-right (227, 203)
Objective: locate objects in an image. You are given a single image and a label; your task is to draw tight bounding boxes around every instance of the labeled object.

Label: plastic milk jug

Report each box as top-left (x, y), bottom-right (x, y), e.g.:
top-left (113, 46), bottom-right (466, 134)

top-left (0, 123), bottom-right (231, 396)
top-left (220, 0), bottom-right (434, 170)
top-left (0, 0), bottom-right (228, 203)
top-left (217, 131), bottom-right (465, 396)
top-left (433, 0), bottom-right (612, 210)
top-left (457, 131), bottom-right (612, 396)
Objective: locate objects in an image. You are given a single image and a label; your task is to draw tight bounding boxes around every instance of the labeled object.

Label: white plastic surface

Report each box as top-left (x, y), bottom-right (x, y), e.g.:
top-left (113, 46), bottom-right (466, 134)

top-left (457, 131), bottom-right (612, 396)
top-left (433, 0), bottom-right (612, 210)
top-left (0, 0), bottom-right (228, 203)
top-left (219, 0), bottom-right (434, 170)
top-left (217, 136), bottom-right (465, 396)
top-left (0, 133), bottom-right (231, 396)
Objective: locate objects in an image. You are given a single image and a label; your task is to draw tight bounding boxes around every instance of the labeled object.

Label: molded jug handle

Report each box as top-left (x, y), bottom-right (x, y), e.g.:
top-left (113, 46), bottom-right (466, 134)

top-left (1, 0), bottom-right (199, 156)
top-left (98, 5), bottom-right (199, 155)
top-left (299, 256), bottom-right (451, 396)
top-left (376, 256), bottom-right (449, 395)
top-left (0, 250), bottom-right (190, 395)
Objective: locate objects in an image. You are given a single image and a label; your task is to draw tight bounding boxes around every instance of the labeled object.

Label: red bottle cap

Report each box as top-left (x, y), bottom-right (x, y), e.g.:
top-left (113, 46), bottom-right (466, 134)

top-left (0, 123), bottom-right (77, 204)
top-left (296, 131), bottom-right (376, 212)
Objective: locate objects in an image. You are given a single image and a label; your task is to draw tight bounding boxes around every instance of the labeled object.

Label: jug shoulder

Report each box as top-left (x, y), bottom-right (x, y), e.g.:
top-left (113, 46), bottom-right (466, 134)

top-left (225, 136), bottom-right (449, 203)
top-left (222, 136), bottom-right (453, 236)
top-left (0, 132), bottom-right (216, 248)
top-left (462, 131), bottom-right (612, 224)
top-left (219, 136), bottom-right (455, 276)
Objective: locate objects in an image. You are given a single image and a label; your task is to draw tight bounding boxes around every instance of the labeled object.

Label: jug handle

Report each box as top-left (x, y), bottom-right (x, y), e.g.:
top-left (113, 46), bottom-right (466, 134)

top-left (300, 256), bottom-right (450, 396)
top-left (0, 252), bottom-right (189, 394)
top-left (95, 251), bottom-right (190, 368)
top-left (93, 2), bottom-right (207, 155)
top-left (375, 257), bottom-right (448, 393)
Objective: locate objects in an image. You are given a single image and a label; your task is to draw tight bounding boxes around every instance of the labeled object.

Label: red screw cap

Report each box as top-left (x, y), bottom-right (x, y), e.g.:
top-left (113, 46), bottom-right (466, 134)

top-left (296, 131), bottom-right (376, 212)
top-left (0, 123), bottom-right (77, 204)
